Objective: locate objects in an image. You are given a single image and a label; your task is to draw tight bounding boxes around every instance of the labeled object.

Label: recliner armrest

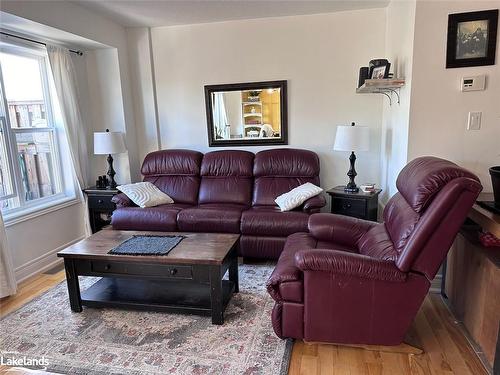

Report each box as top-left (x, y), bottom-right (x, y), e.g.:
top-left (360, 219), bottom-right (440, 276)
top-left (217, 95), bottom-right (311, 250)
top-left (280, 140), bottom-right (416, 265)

top-left (295, 249), bottom-right (407, 282)
top-left (308, 213), bottom-right (376, 247)
top-left (302, 194), bottom-right (326, 213)
top-left (111, 193), bottom-right (135, 208)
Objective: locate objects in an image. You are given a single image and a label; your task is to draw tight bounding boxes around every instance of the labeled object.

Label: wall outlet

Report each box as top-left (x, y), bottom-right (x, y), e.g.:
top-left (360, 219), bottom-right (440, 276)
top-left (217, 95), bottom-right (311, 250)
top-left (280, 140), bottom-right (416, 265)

top-left (467, 111), bottom-right (482, 130)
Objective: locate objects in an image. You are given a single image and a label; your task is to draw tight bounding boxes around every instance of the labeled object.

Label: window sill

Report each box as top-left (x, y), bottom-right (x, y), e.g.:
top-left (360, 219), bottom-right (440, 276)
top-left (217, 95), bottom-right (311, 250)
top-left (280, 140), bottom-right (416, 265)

top-left (3, 196), bottom-right (81, 227)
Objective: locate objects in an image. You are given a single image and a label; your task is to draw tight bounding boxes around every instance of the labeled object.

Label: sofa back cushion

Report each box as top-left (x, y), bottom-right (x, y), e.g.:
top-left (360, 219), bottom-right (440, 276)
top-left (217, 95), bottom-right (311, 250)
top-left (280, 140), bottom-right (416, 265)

top-left (379, 157), bottom-right (481, 279)
top-left (252, 149), bottom-right (320, 206)
top-left (395, 156), bottom-right (480, 213)
top-left (198, 150), bottom-right (254, 206)
top-left (141, 149), bottom-right (203, 205)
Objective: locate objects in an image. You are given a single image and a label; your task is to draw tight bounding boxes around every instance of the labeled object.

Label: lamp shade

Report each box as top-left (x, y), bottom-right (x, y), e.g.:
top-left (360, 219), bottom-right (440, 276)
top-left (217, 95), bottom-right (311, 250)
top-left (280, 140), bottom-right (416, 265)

top-left (333, 125), bottom-right (370, 152)
top-left (94, 131), bottom-right (127, 155)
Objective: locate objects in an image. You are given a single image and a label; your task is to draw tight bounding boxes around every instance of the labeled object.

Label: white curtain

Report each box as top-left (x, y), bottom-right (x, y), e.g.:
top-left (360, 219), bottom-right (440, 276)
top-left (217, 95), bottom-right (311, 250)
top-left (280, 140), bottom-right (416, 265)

top-left (212, 93), bottom-right (229, 139)
top-left (0, 211), bottom-right (16, 298)
top-left (47, 45), bottom-right (91, 237)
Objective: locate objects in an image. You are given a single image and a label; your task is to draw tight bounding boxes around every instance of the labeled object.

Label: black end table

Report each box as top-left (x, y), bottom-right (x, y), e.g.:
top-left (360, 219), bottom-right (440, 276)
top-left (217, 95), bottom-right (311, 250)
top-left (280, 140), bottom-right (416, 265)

top-left (326, 186), bottom-right (382, 221)
top-left (83, 187), bottom-right (119, 233)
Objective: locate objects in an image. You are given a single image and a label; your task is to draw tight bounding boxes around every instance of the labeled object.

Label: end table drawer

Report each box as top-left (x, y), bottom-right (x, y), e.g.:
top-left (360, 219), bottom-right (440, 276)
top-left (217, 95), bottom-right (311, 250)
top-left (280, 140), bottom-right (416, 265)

top-left (91, 261), bottom-right (193, 279)
top-left (88, 195), bottom-right (115, 211)
top-left (332, 197), bottom-right (366, 217)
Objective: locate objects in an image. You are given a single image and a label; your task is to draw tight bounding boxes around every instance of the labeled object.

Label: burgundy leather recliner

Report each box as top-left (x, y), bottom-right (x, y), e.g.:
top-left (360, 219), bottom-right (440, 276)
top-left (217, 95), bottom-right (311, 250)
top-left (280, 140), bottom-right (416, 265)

top-left (111, 148), bottom-right (326, 259)
top-left (267, 157), bottom-right (482, 345)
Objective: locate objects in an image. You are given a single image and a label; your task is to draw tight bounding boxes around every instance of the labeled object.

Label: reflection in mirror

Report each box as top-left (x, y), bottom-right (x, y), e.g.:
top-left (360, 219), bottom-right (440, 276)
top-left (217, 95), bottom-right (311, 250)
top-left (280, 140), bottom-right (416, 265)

top-left (205, 81), bottom-right (287, 146)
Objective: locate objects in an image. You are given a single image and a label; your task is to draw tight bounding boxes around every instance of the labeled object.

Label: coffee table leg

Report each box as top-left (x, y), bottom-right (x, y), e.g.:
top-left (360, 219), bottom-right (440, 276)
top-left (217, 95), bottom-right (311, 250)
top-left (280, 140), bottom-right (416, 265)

top-left (64, 259), bottom-right (82, 312)
top-left (209, 265), bottom-right (223, 325)
top-left (229, 252), bottom-right (239, 293)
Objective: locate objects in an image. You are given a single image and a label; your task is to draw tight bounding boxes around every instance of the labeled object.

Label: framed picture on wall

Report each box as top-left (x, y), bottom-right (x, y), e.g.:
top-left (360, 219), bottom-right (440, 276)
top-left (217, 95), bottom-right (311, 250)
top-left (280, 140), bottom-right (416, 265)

top-left (446, 9), bottom-right (498, 68)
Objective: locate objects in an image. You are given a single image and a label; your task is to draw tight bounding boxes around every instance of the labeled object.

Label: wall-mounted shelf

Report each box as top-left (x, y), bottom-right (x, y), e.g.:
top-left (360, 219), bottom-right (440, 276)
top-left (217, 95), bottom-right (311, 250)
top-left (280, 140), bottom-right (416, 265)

top-left (356, 79), bottom-right (405, 105)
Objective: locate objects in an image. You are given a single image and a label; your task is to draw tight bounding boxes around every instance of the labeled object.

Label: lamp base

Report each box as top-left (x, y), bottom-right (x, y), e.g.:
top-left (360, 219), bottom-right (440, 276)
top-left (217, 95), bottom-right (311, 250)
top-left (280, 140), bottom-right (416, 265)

top-left (106, 154), bottom-right (117, 189)
top-left (344, 151), bottom-right (359, 193)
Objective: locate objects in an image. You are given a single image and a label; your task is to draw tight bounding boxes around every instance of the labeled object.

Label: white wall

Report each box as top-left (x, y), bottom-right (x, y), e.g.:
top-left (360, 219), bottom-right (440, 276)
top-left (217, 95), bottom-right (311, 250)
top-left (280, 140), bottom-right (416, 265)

top-left (5, 204), bottom-right (85, 281)
top-left (408, 0), bottom-right (500, 192)
top-left (86, 48), bottom-right (131, 185)
top-left (380, 0), bottom-right (416, 203)
top-left (150, 9), bottom-right (387, 190)
top-left (126, 28), bottom-right (161, 163)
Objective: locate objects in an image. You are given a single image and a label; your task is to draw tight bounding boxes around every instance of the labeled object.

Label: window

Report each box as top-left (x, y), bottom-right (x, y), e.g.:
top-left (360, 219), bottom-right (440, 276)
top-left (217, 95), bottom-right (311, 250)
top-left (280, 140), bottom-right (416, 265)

top-left (0, 42), bottom-right (75, 218)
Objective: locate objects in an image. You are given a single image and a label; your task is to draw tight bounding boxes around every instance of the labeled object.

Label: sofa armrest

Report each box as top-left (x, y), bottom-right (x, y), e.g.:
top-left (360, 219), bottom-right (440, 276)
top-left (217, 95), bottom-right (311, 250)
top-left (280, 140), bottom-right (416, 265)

top-left (266, 265), bottom-right (302, 303)
top-left (308, 213), bottom-right (376, 247)
top-left (302, 194), bottom-right (326, 213)
top-left (111, 193), bottom-right (135, 208)
top-left (295, 249), bottom-right (406, 282)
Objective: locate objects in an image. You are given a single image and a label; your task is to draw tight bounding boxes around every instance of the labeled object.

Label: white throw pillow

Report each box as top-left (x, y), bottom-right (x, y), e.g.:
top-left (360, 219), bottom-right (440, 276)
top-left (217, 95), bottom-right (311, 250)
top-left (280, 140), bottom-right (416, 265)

top-left (117, 182), bottom-right (174, 208)
top-left (275, 182), bottom-right (323, 212)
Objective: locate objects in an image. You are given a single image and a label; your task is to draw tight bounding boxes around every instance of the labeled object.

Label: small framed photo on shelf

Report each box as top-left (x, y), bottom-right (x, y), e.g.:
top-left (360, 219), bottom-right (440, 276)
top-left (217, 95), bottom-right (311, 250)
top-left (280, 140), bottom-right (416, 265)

top-left (370, 65), bottom-right (389, 79)
top-left (446, 9), bottom-right (498, 68)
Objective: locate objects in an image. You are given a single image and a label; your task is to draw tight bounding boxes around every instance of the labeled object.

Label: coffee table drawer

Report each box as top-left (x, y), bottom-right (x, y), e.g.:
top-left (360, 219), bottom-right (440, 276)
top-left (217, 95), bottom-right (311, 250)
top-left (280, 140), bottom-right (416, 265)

top-left (90, 261), bottom-right (192, 279)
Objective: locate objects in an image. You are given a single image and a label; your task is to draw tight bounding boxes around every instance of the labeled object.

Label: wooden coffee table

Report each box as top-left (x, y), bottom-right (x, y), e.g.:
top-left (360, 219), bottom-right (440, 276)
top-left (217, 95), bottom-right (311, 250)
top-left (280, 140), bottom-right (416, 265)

top-left (57, 230), bottom-right (239, 325)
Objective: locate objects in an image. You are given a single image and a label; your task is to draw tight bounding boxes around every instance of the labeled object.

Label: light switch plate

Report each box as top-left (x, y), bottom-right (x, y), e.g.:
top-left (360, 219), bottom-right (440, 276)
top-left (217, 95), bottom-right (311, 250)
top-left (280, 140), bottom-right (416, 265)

top-left (467, 111), bottom-right (482, 130)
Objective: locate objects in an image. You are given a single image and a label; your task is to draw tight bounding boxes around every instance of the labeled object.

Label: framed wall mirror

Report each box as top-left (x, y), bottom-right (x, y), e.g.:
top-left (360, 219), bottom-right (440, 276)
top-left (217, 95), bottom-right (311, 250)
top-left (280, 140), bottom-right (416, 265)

top-left (204, 80), bottom-right (288, 147)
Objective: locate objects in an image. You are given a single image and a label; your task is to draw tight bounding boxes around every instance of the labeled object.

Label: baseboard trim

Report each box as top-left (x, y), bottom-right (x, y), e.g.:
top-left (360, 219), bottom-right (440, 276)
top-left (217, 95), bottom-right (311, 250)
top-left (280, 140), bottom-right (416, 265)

top-left (14, 236), bottom-right (85, 283)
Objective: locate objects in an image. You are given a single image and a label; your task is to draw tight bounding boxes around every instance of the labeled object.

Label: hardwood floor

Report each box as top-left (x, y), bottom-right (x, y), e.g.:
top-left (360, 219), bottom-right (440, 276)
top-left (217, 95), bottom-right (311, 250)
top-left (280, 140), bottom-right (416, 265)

top-left (0, 269), bottom-right (489, 375)
top-left (288, 294), bottom-right (488, 375)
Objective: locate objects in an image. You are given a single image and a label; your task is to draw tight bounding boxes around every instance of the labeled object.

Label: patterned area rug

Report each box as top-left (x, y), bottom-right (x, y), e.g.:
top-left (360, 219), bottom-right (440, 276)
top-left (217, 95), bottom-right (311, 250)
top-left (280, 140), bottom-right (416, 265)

top-left (0, 263), bottom-right (292, 374)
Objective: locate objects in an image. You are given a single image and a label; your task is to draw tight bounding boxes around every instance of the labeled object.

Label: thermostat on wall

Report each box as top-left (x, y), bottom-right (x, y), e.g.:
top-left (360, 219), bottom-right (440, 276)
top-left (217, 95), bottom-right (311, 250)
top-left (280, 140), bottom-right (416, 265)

top-left (461, 75), bottom-right (486, 92)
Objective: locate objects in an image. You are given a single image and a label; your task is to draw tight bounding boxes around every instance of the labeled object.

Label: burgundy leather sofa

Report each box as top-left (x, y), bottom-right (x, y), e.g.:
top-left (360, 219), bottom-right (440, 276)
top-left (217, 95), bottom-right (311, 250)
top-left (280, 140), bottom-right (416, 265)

top-left (111, 148), bottom-right (326, 259)
top-left (267, 157), bottom-right (482, 345)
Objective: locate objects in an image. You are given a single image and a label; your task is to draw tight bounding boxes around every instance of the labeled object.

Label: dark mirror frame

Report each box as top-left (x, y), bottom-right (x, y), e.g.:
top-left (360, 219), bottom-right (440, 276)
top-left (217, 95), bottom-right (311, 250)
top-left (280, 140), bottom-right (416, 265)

top-left (204, 80), bottom-right (288, 147)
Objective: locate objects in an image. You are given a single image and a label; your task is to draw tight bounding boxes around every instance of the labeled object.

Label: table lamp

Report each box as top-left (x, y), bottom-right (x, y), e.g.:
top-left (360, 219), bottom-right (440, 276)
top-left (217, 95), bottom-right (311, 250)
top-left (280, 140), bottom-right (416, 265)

top-left (334, 122), bottom-right (370, 193)
top-left (94, 129), bottom-right (127, 189)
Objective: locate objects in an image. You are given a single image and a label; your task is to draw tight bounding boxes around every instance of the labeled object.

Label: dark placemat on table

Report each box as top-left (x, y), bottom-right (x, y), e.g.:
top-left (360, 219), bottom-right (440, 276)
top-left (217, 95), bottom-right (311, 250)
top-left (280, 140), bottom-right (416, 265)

top-left (108, 235), bottom-right (185, 256)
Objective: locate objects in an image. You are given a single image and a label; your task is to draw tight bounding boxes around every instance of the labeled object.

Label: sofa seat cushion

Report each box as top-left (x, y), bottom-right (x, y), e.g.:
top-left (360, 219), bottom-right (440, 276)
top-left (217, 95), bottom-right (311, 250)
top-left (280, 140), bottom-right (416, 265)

top-left (177, 204), bottom-right (247, 233)
top-left (111, 203), bottom-right (191, 231)
top-left (241, 206), bottom-right (309, 236)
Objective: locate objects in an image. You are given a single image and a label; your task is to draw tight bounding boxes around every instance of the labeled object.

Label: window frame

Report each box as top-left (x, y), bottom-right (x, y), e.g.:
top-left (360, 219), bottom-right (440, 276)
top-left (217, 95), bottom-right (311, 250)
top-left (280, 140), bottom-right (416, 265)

top-left (0, 112), bottom-right (17, 202)
top-left (0, 40), bottom-right (76, 219)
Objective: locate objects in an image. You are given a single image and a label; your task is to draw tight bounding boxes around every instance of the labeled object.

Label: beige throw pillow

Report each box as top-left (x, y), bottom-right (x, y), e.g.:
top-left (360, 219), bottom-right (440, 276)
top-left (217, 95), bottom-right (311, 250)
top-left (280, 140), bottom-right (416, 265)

top-left (117, 182), bottom-right (173, 208)
top-left (275, 182), bottom-right (323, 212)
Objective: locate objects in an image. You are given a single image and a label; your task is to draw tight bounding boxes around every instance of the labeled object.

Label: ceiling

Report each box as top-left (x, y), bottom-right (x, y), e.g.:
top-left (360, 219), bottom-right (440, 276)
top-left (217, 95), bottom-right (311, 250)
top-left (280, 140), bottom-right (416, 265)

top-left (0, 11), bottom-right (106, 49)
top-left (73, 0), bottom-right (390, 28)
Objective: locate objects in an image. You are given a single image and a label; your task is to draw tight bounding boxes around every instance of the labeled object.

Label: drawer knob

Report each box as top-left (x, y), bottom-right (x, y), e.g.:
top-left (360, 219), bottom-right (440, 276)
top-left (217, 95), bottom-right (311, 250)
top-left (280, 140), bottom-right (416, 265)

top-left (343, 203), bottom-right (351, 209)
top-left (170, 268), bottom-right (177, 276)
top-left (104, 264), bottom-right (111, 271)
top-left (98, 199), bottom-right (104, 204)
